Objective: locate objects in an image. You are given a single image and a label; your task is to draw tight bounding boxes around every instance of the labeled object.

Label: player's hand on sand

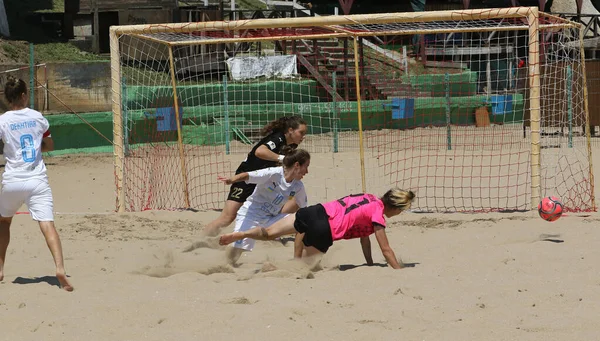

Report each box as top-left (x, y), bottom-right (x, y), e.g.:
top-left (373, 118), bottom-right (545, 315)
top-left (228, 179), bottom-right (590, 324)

top-left (217, 176), bottom-right (232, 185)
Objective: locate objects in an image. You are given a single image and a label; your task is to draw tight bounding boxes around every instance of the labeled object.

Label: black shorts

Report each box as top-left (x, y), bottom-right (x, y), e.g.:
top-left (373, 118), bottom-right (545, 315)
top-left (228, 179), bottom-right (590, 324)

top-left (226, 181), bottom-right (256, 203)
top-left (294, 204), bottom-right (333, 253)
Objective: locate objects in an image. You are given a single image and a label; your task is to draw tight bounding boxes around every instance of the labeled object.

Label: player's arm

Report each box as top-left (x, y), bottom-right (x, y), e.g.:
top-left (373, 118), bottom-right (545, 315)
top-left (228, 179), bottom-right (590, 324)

top-left (218, 172), bottom-right (249, 185)
top-left (218, 168), bottom-right (275, 186)
top-left (41, 130), bottom-right (54, 152)
top-left (373, 224), bottom-right (404, 269)
top-left (254, 145), bottom-right (284, 162)
top-left (281, 200), bottom-right (299, 214)
top-left (360, 236), bottom-right (374, 265)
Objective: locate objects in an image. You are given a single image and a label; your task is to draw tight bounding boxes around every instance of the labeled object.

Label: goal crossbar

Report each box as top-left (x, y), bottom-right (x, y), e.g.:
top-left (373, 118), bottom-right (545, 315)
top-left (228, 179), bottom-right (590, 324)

top-left (110, 7), bottom-right (580, 46)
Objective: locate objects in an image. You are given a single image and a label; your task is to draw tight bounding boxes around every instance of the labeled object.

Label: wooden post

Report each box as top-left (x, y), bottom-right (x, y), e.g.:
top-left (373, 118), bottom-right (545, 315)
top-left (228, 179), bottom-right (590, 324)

top-left (168, 46), bottom-right (191, 209)
top-left (110, 27), bottom-right (125, 212)
top-left (29, 44), bottom-right (34, 109)
top-left (92, 0), bottom-right (100, 53)
top-left (173, 0), bottom-right (180, 22)
top-left (359, 37), bottom-right (365, 99)
top-left (313, 39), bottom-right (318, 68)
top-left (344, 37), bottom-right (349, 100)
top-left (353, 36), bottom-right (366, 193)
top-left (528, 7), bottom-right (541, 209)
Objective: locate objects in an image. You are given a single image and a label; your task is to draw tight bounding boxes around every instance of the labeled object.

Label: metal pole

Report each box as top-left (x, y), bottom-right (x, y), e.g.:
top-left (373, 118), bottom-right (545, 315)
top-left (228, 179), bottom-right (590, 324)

top-left (333, 71), bottom-right (338, 153)
top-left (445, 73), bottom-right (452, 150)
top-left (122, 76), bottom-right (129, 156)
top-left (223, 75), bottom-right (230, 155)
top-left (567, 65), bottom-right (573, 148)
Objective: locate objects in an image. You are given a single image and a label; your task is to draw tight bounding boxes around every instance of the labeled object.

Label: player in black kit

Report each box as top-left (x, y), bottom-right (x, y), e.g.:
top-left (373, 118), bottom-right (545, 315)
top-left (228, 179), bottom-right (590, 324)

top-left (202, 115), bottom-right (307, 237)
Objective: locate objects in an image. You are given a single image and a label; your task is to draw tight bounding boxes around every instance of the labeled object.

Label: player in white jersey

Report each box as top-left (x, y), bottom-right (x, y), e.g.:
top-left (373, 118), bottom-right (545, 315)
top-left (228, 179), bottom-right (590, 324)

top-left (217, 147), bottom-right (310, 265)
top-left (0, 77), bottom-right (73, 291)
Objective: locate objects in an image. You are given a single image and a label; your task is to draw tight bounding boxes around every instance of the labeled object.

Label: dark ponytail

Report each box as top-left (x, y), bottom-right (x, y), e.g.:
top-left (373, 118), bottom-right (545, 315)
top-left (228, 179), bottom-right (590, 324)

top-left (281, 147), bottom-right (310, 168)
top-left (4, 76), bottom-right (27, 104)
top-left (261, 115), bottom-right (306, 136)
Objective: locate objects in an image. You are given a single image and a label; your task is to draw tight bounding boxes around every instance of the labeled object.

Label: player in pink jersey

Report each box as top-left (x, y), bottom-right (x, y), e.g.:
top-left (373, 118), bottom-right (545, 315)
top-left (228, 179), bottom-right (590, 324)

top-left (0, 77), bottom-right (73, 291)
top-left (219, 188), bottom-right (415, 269)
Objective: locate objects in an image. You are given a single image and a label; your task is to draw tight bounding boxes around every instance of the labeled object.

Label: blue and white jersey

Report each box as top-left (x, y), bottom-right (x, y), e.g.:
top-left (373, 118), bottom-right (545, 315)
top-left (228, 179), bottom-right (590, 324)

top-left (0, 108), bottom-right (50, 183)
top-left (238, 166), bottom-right (307, 219)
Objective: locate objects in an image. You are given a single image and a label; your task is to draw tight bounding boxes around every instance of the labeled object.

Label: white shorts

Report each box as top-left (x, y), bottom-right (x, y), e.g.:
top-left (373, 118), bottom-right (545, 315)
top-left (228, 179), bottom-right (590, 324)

top-left (232, 213), bottom-right (288, 251)
top-left (0, 179), bottom-right (54, 221)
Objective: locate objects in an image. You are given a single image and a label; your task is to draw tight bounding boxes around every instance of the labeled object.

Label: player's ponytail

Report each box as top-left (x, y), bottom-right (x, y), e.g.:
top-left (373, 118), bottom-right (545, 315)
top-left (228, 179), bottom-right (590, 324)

top-left (381, 188), bottom-right (415, 211)
top-left (261, 115), bottom-right (306, 136)
top-left (4, 76), bottom-right (28, 104)
top-left (282, 147), bottom-right (310, 168)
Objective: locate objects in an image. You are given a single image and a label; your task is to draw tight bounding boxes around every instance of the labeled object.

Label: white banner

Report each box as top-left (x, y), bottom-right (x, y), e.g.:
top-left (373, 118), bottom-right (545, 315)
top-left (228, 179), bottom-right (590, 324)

top-left (0, 0), bottom-right (10, 37)
top-left (226, 55), bottom-right (297, 81)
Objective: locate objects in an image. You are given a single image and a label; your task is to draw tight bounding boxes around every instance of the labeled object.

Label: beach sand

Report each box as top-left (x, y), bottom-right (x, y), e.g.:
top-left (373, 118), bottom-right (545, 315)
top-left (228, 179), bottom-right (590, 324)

top-left (1, 138), bottom-right (600, 340)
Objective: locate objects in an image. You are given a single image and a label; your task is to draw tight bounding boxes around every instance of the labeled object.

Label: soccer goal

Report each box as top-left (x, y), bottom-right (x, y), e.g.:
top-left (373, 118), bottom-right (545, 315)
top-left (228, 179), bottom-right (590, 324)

top-left (110, 6), bottom-right (595, 213)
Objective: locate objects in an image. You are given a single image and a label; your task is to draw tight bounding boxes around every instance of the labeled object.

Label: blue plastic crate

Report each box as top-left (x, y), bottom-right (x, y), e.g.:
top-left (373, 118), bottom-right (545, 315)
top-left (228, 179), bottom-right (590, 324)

top-left (384, 98), bottom-right (415, 119)
top-left (490, 95), bottom-right (513, 115)
top-left (155, 106), bottom-right (184, 132)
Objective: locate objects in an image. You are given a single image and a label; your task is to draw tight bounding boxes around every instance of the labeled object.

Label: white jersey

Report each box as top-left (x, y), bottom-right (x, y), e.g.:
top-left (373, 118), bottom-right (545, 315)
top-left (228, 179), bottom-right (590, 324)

top-left (238, 167), bottom-right (307, 219)
top-left (0, 108), bottom-right (50, 183)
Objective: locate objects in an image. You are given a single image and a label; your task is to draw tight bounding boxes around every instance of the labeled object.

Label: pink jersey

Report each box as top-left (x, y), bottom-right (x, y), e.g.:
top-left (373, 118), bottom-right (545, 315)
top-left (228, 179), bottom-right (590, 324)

top-left (321, 193), bottom-right (386, 241)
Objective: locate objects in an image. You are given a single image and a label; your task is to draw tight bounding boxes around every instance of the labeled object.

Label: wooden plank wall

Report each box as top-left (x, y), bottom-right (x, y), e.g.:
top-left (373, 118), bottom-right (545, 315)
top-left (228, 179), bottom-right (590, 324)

top-left (76, 0), bottom-right (176, 13)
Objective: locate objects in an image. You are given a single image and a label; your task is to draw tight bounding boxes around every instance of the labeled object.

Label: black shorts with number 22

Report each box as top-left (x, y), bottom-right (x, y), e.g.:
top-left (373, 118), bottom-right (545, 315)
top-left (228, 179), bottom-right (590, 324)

top-left (227, 181), bottom-right (256, 203)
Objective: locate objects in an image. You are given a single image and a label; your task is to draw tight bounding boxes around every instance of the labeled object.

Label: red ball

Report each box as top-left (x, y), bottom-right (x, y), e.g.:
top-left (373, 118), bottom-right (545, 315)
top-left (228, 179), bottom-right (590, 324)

top-left (538, 196), bottom-right (563, 222)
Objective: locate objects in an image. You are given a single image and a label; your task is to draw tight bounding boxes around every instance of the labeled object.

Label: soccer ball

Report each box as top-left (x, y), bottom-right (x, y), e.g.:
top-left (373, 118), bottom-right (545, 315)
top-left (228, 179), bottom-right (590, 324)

top-left (538, 196), bottom-right (563, 222)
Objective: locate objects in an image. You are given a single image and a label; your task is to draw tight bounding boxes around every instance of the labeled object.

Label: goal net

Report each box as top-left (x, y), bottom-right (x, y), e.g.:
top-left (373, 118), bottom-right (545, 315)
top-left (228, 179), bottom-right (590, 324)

top-left (110, 7), bottom-right (595, 212)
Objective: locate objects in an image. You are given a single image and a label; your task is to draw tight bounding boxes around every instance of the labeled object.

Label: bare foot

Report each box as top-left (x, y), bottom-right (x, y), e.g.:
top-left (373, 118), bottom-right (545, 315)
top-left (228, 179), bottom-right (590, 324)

top-left (219, 232), bottom-right (243, 246)
top-left (0, 272), bottom-right (3, 282)
top-left (56, 272), bottom-right (73, 292)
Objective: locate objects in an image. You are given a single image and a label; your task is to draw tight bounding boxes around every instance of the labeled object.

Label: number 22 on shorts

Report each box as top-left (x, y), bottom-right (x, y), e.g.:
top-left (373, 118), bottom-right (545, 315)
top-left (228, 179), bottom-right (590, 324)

top-left (20, 134), bottom-right (36, 162)
top-left (231, 187), bottom-right (243, 199)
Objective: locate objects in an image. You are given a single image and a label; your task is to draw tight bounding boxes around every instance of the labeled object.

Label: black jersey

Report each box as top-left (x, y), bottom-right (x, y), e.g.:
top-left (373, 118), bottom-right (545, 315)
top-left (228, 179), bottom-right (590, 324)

top-left (236, 131), bottom-right (286, 173)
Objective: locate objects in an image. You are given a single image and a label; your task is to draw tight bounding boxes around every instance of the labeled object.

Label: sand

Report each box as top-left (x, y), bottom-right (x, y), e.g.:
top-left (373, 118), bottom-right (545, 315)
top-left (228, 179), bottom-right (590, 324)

top-left (1, 143), bottom-right (600, 341)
